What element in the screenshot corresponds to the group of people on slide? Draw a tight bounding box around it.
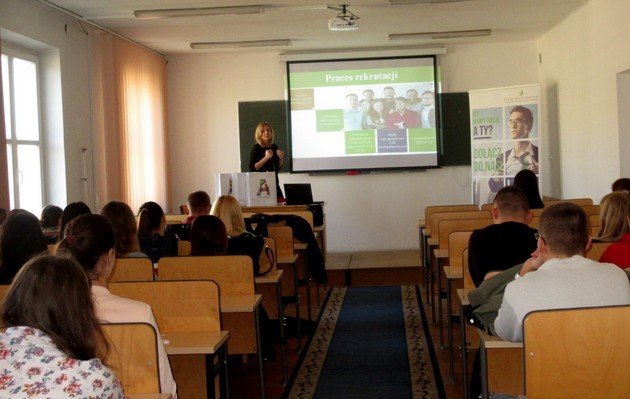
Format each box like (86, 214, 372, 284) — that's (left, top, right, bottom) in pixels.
(0, 121, 321, 397)
(344, 87, 436, 131)
(465, 173, 630, 398)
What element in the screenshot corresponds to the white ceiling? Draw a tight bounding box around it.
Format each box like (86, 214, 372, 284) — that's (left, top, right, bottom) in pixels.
(40, 0, 588, 55)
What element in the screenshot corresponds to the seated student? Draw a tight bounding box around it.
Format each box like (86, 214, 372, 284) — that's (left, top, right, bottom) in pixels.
(612, 177, 630, 192)
(512, 169, 544, 209)
(189, 215, 228, 256)
(594, 191, 629, 242)
(184, 190, 211, 225)
(596, 191, 630, 268)
(189, 213, 277, 361)
(468, 186, 538, 287)
(0, 255, 124, 398)
(58, 201, 91, 242)
(167, 190, 212, 241)
(100, 201, 147, 258)
(0, 211, 48, 285)
(466, 186, 537, 397)
(40, 204, 63, 243)
(137, 201, 178, 263)
(57, 214, 177, 397)
(494, 203, 630, 342)
(211, 195, 270, 276)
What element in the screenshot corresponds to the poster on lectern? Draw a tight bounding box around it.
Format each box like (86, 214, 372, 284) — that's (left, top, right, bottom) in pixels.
(468, 84, 541, 205)
(215, 172, 277, 206)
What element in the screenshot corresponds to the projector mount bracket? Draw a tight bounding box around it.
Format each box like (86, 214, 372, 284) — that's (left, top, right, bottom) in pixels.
(327, 4, 360, 23)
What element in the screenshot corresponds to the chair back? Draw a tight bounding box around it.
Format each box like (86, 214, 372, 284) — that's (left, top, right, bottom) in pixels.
(102, 322, 161, 394)
(544, 198, 594, 207)
(267, 226, 296, 259)
(177, 240, 191, 256)
(462, 248, 475, 289)
(581, 204, 600, 217)
(479, 203, 493, 212)
(110, 257, 154, 282)
(424, 205, 479, 236)
(523, 305, 630, 398)
(585, 241, 612, 261)
(165, 214, 187, 224)
(588, 213, 600, 228)
(109, 280, 221, 332)
(158, 255, 255, 296)
(448, 231, 472, 270)
(430, 210, 491, 242)
(437, 218, 493, 251)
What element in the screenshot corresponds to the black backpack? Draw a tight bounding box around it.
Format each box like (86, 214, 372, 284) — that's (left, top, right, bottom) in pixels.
(226, 233, 274, 276)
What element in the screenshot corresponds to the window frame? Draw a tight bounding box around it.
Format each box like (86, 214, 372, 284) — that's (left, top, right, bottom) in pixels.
(1, 43, 45, 212)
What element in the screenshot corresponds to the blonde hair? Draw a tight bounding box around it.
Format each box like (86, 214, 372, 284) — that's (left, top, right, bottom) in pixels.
(254, 122, 274, 147)
(596, 191, 630, 242)
(210, 195, 247, 237)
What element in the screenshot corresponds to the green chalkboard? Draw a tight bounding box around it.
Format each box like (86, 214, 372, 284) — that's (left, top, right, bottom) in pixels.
(238, 94, 471, 171)
(238, 100, 290, 172)
(438, 92, 471, 166)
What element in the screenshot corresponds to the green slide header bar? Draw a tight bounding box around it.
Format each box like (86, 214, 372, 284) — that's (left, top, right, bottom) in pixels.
(290, 66, 434, 88)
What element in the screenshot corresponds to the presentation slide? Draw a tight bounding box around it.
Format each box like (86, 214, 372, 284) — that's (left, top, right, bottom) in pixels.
(287, 56, 439, 172)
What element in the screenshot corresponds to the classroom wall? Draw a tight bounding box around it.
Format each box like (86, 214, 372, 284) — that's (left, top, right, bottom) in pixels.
(9, 0, 626, 253)
(0, 0, 96, 209)
(537, 0, 630, 203)
(166, 41, 540, 253)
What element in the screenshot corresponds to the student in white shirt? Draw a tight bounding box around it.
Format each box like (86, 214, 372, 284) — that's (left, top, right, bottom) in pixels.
(494, 203, 630, 342)
(57, 214, 178, 398)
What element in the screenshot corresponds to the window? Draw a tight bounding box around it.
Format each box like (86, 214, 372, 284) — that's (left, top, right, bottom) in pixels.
(1, 47, 43, 215)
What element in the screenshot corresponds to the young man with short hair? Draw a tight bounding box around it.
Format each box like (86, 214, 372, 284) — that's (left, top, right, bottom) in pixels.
(494, 202, 630, 342)
(468, 186, 538, 287)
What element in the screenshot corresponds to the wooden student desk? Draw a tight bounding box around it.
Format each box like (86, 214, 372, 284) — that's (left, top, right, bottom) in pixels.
(457, 288, 472, 399)
(163, 331, 230, 399)
(478, 329, 523, 399)
(255, 269, 288, 384)
(221, 294, 266, 399)
(157, 256, 267, 398)
(108, 280, 229, 399)
(442, 266, 463, 383)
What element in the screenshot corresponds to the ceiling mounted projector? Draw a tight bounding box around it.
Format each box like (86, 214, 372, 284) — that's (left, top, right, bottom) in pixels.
(328, 4, 359, 31)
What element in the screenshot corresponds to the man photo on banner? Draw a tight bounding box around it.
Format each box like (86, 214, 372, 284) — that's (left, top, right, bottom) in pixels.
(489, 105, 539, 195)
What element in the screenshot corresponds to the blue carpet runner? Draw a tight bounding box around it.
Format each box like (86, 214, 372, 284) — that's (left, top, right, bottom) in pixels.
(287, 286, 439, 398)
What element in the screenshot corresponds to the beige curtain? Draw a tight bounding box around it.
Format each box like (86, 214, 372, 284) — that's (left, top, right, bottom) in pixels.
(91, 32, 171, 213)
(0, 39, 11, 210)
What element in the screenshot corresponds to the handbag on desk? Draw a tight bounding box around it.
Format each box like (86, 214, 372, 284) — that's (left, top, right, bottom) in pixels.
(227, 232, 273, 276)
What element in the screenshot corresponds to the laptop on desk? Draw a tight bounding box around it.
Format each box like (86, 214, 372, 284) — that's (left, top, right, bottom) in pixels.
(284, 183, 314, 205)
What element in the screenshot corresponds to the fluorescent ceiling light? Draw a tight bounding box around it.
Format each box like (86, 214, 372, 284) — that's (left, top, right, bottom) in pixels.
(191, 39, 292, 49)
(389, 0, 470, 5)
(389, 29, 491, 40)
(135, 5, 264, 20)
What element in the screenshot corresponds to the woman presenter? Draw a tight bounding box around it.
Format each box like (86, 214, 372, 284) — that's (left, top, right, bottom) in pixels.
(248, 121, 285, 200)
